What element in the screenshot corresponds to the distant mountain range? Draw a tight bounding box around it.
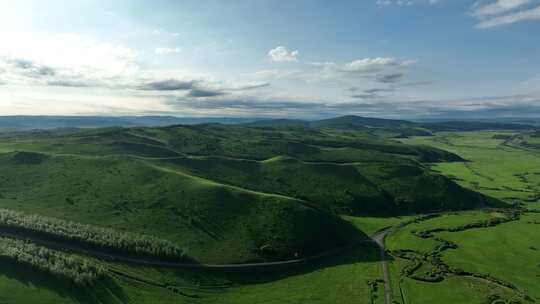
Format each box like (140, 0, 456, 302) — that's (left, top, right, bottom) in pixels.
(0, 115, 537, 131)
(0, 116, 257, 130)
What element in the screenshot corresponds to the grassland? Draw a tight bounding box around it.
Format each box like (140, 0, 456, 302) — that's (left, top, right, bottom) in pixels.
(437, 211, 540, 300)
(0, 118, 536, 303)
(402, 131, 540, 204)
(385, 210, 534, 303)
(399, 275, 516, 304)
(386, 130, 540, 303)
(207, 245, 384, 304)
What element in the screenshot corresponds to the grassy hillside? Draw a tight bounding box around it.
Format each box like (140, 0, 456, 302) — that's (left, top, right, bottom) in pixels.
(0, 122, 492, 216)
(153, 155, 490, 215)
(0, 152, 358, 264)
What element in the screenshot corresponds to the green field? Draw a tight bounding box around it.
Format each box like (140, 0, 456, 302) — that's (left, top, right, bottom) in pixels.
(402, 131, 540, 203)
(385, 210, 534, 303)
(437, 212, 540, 300)
(386, 131, 540, 303)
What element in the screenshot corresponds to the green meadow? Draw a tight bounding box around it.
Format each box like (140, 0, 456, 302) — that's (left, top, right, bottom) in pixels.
(402, 131, 540, 203)
(388, 131, 540, 303)
(437, 212, 540, 301)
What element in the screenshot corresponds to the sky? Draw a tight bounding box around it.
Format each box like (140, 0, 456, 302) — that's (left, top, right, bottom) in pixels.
(0, 0, 539, 119)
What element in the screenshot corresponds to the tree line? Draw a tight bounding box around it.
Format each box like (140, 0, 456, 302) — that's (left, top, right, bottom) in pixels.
(0, 209, 187, 261)
(0, 236, 105, 285)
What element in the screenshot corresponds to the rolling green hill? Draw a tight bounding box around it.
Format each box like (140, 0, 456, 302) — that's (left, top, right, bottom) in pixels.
(0, 117, 506, 265)
(153, 154, 490, 215)
(0, 121, 494, 217)
(0, 152, 358, 264)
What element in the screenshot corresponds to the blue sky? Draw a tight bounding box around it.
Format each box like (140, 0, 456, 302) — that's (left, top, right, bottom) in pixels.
(0, 0, 539, 118)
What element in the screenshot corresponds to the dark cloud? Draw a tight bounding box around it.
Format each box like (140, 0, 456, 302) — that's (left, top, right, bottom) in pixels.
(422, 100, 540, 119)
(164, 96, 405, 118)
(230, 82, 271, 91)
(396, 81, 433, 87)
(365, 88, 395, 94)
(138, 79, 196, 91)
(47, 79, 96, 88)
(137, 79, 268, 97)
(8, 58, 56, 78)
(351, 93, 379, 99)
(186, 88, 226, 97)
(350, 87, 395, 99)
(161, 94, 540, 119)
(377, 73, 403, 83)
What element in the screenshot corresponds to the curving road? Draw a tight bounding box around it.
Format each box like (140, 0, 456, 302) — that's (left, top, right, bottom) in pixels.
(0, 229, 373, 270)
(371, 228, 393, 304)
(369, 214, 445, 304)
(0, 214, 424, 304)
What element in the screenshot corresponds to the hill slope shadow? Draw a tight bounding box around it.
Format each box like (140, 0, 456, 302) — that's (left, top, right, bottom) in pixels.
(0, 260, 128, 304)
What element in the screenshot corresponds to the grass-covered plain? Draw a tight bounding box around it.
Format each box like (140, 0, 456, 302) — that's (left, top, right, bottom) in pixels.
(402, 131, 540, 203)
(389, 131, 540, 303)
(399, 275, 517, 304)
(209, 245, 384, 304)
(386, 210, 534, 303)
(437, 212, 540, 301)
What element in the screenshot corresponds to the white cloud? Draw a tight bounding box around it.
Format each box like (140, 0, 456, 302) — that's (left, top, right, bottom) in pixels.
(0, 32, 195, 90)
(252, 69, 301, 79)
(268, 46, 299, 62)
(471, 0, 531, 17)
(376, 0, 440, 7)
(153, 28, 181, 37)
(0, 31, 138, 79)
(155, 47, 182, 55)
(340, 57, 413, 72)
(308, 58, 415, 76)
(475, 4, 540, 28)
(469, 0, 540, 28)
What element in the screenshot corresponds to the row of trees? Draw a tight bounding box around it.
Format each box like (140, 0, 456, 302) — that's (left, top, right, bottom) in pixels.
(0, 209, 187, 261)
(0, 236, 105, 285)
